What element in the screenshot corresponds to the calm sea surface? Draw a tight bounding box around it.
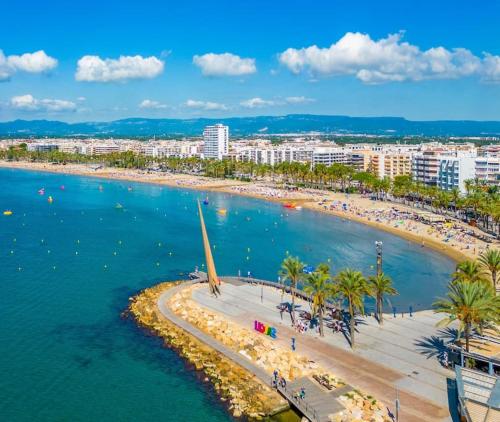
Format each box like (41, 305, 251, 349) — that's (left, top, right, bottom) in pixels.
(0, 168, 455, 421)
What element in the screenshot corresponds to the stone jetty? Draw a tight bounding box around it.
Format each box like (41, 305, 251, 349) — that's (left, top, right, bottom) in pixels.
(128, 281, 289, 420)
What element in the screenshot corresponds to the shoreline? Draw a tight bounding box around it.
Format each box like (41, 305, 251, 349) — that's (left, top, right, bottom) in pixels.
(128, 281, 291, 420)
(1, 160, 494, 263)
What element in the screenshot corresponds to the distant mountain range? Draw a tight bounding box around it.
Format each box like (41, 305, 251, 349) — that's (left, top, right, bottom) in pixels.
(1, 114, 500, 137)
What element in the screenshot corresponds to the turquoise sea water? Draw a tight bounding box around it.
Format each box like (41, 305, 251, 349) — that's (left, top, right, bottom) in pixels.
(0, 168, 455, 421)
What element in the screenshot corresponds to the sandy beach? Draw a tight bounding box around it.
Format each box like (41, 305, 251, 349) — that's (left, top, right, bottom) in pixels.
(1, 160, 496, 262)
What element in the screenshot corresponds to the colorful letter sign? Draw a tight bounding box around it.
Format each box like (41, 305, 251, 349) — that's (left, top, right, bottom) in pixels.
(254, 320, 277, 339)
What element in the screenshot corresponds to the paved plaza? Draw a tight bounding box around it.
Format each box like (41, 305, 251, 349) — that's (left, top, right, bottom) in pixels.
(191, 280, 459, 422)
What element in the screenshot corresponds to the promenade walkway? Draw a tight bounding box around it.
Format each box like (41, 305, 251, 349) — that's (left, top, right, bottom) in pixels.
(191, 279, 457, 422)
(157, 282, 348, 422)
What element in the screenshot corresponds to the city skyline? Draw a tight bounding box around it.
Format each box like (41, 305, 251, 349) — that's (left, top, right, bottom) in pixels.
(1, 0, 500, 122)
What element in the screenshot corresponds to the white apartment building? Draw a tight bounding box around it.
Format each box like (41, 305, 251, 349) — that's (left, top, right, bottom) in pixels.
(412, 151, 444, 186)
(312, 147, 348, 166)
(475, 157, 499, 186)
(437, 156, 476, 193)
(27, 144, 59, 153)
(203, 124, 228, 159)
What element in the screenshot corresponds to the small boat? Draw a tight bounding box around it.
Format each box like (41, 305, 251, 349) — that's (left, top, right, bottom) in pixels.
(295, 206, 302, 210)
(203, 197, 209, 205)
(217, 209, 227, 215)
(38, 188, 45, 195)
(47, 196, 53, 204)
(115, 203, 124, 209)
(3, 210, 13, 216)
(127, 186, 133, 192)
(283, 203, 295, 209)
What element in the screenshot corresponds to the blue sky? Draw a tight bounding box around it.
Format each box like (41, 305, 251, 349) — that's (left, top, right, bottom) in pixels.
(1, 0, 499, 121)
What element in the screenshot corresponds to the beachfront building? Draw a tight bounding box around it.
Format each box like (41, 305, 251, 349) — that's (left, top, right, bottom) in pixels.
(412, 151, 444, 186)
(27, 143, 58, 153)
(437, 155, 476, 193)
(203, 124, 229, 160)
(311, 147, 348, 166)
(475, 157, 500, 186)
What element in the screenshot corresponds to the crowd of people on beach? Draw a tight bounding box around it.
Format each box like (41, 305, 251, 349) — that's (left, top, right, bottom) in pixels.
(318, 198, 495, 256)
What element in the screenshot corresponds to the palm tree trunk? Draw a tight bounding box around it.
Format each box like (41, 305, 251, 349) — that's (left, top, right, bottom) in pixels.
(349, 301, 355, 348)
(319, 307, 324, 337)
(291, 282, 296, 324)
(378, 296, 383, 325)
(465, 322, 470, 353)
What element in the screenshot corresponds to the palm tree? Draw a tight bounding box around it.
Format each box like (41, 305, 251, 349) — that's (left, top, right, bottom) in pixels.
(368, 273, 398, 325)
(335, 269, 369, 348)
(478, 249, 500, 292)
(304, 270, 334, 336)
(453, 260, 488, 285)
(279, 256, 305, 324)
(433, 280, 500, 352)
(316, 262, 331, 276)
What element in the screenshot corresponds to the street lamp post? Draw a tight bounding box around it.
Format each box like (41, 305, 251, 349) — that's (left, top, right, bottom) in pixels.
(375, 241, 383, 276)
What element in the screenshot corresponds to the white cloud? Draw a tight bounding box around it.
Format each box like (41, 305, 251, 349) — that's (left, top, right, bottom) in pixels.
(139, 99, 168, 109)
(278, 32, 500, 84)
(185, 99, 228, 111)
(482, 54, 500, 83)
(193, 53, 256, 76)
(0, 50, 57, 81)
(285, 96, 315, 104)
(10, 94, 76, 112)
(240, 97, 277, 108)
(75, 55, 164, 82)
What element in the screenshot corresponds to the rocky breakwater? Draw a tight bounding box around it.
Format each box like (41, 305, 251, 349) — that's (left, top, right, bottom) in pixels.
(128, 281, 289, 420)
(170, 285, 391, 422)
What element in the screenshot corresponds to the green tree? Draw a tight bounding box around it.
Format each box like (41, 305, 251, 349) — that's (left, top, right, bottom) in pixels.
(478, 249, 500, 292)
(304, 270, 334, 336)
(279, 256, 305, 324)
(335, 269, 369, 348)
(453, 260, 488, 285)
(433, 280, 500, 352)
(368, 273, 398, 325)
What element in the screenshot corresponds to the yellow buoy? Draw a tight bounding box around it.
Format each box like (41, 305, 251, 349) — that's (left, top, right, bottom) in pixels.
(3, 210, 13, 216)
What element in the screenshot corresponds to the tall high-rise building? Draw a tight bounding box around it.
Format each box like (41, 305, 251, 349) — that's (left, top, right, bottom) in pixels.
(203, 124, 229, 159)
